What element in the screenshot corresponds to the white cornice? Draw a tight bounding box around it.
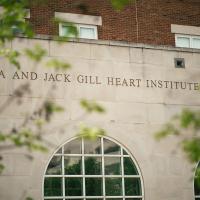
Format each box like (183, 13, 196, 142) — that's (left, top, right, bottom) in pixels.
(55, 12, 102, 26)
(171, 24, 200, 36)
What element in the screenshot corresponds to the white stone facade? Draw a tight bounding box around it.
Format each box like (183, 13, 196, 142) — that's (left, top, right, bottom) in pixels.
(0, 37, 200, 200)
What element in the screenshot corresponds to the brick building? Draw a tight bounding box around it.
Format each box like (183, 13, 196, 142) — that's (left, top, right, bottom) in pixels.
(28, 0, 200, 47)
(0, 1, 200, 200)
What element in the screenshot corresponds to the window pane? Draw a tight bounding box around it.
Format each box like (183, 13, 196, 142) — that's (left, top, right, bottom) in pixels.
(192, 38, 200, 49)
(124, 157, 138, 175)
(124, 178, 141, 196)
(44, 177, 62, 196)
(85, 157, 102, 175)
(106, 199, 123, 200)
(85, 178, 103, 196)
(123, 149, 128, 155)
(84, 138, 101, 154)
(126, 199, 142, 200)
(61, 25, 77, 37)
(86, 199, 103, 200)
(80, 27, 95, 39)
(104, 139, 121, 155)
(64, 139, 82, 154)
(105, 178, 122, 196)
(46, 156, 62, 175)
(65, 156, 82, 175)
(65, 178, 82, 196)
(195, 178, 200, 196)
(56, 148, 62, 154)
(105, 157, 121, 175)
(176, 37, 190, 48)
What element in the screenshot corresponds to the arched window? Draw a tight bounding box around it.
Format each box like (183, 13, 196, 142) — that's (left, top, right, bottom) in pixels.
(195, 162, 200, 200)
(43, 137, 144, 200)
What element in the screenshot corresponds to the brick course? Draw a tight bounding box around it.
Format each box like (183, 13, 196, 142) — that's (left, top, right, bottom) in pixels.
(29, 0, 200, 46)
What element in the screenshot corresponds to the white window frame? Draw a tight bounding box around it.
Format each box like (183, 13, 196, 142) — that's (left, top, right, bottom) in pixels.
(42, 136, 144, 200)
(175, 34, 200, 49)
(59, 23, 98, 40)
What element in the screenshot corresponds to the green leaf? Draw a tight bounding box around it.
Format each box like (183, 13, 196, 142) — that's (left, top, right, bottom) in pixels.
(44, 101, 64, 121)
(0, 48, 21, 69)
(26, 197, 34, 200)
(155, 123, 180, 140)
(110, 0, 134, 10)
(24, 44, 47, 62)
(77, 124, 106, 140)
(0, 164, 5, 174)
(182, 138, 200, 163)
(54, 18, 78, 39)
(46, 58, 71, 70)
(80, 99, 105, 113)
(180, 109, 195, 128)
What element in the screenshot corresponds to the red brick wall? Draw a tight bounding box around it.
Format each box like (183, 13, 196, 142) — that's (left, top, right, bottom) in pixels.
(29, 0, 200, 46)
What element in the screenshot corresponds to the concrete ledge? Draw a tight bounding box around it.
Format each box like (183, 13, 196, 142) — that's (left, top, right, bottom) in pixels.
(55, 12, 102, 26)
(17, 34, 200, 53)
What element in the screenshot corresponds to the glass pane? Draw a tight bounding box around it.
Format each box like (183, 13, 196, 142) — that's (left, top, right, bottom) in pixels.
(86, 199, 103, 200)
(192, 38, 200, 49)
(46, 156, 62, 175)
(44, 177, 62, 196)
(67, 199, 84, 200)
(104, 139, 121, 155)
(105, 157, 121, 175)
(106, 199, 123, 200)
(80, 27, 95, 39)
(123, 149, 128, 155)
(195, 178, 200, 196)
(126, 199, 142, 200)
(105, 178, 122, 196)
(124, 157, 138, 175)
(124, 178, 141, 196)
(84, 138, 101, 154)
(64, 139, 82, 154)
(85, 157, 102, 175)
(65, 178, 82, 196)
(65, 156, 82, 175)
(176, 37, 190, 48)
(85, 178, 103, 196)
(61, 25, 76, 37)
(56, 148, 62, 154)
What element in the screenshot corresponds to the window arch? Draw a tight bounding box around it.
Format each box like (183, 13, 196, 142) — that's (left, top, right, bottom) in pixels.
(43, 136, 144, 200)
(195, 162, 200, 200)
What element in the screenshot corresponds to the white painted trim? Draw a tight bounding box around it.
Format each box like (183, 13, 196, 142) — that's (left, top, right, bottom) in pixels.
(175, 34, 200, 49)
(55, 12, 102, 26)
(171, 24, 200, 36)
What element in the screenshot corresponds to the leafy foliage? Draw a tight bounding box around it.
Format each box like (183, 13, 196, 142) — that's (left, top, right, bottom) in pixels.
(155, 109, 200, 164)
(0, 48, 20, 69)
(24, 44, 47, 63)
(0, 0, 33, 42)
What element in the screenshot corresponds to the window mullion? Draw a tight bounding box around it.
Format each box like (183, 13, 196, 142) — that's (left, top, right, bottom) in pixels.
(102, 137, 106, 200)
(62, 146, 65, 200)
(82, 138, 86, 199)
(121, 147, 125, 200)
